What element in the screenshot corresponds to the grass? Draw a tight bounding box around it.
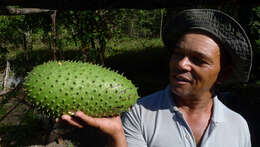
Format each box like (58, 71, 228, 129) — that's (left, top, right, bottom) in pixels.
(106, 37, 163, 53)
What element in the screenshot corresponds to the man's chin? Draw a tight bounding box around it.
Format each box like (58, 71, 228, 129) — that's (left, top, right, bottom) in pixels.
(170, 86, 192, 97)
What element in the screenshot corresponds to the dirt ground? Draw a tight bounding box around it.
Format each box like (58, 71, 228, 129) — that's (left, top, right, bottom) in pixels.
(0, 87, 112, 147)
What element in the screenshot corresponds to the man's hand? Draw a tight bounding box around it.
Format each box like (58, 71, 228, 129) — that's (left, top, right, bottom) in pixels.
(58, 111, 127, 147)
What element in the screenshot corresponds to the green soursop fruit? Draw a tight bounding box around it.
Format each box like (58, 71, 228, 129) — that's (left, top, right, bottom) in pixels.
(23, 61, 139, 118)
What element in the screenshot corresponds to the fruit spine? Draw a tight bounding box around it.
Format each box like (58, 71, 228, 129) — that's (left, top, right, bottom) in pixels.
(23, 61, 139, 118)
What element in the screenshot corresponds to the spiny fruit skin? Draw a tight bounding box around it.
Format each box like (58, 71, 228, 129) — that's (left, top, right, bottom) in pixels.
(23, 61, 139, 118)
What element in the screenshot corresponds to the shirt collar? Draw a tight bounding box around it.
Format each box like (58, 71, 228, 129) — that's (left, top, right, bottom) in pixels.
(211, 95, 225, 124)
(164, 84, 225, 123)
(164, 85, 179, 113)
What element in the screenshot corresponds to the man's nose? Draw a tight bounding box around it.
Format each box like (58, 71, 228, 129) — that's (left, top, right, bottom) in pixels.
(177, 56, 192, 71)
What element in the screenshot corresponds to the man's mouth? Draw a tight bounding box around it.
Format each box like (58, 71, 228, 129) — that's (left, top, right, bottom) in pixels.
(174, 75, 192, 83)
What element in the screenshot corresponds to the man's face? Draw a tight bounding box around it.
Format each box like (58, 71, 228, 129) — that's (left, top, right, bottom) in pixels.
(169, 33, 221, 98)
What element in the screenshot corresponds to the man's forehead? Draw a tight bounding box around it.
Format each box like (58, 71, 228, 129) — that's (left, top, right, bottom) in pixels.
(177, 32, 220, 48)
(173, 33, 221, 58)
(179, 31, 220, 46)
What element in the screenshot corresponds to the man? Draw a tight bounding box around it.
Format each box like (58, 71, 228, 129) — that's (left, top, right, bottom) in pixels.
(61, 9, 252, 147)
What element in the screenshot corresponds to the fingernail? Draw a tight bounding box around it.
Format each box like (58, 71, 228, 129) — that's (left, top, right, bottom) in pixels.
(62, 115, 70, 120)
(76, 111, 83, 116)
(55, 118, 59, 122)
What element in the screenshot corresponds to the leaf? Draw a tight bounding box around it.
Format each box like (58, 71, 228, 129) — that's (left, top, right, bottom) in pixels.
(95, 16, 100, 21)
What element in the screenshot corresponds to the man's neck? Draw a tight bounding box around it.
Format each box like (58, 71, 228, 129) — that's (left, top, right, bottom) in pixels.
(174, 93, 214, 146)
(174, 93, 214, 114)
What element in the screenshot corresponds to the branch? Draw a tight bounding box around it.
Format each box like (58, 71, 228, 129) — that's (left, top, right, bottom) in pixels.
(0, 88, 14, 96)
(0, 0, 258, 10)
(0, 7, 54, 15)
(0, 99, 23, 122)
(0, 76, 23, 97)
(2, 60, 10, 92)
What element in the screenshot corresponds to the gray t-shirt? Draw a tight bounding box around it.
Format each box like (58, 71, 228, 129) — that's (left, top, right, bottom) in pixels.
(122, 85, 251, 147)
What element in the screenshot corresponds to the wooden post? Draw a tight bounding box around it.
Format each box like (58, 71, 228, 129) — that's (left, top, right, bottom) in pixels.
(51, 10, 57, 61)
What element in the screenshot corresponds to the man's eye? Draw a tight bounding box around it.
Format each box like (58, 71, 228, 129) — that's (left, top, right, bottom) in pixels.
(191, 57, 206, 65)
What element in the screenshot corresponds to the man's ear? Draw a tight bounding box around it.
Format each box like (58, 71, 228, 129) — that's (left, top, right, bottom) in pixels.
(217, 65, 234, 84)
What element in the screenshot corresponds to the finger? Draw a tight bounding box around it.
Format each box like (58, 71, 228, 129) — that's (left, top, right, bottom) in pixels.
(55, 118, 60, 123)
(61, 115, 84, 128)
(75, 111, 100, 128)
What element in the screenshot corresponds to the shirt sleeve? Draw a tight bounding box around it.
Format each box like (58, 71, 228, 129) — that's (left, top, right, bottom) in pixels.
(121, 105, 147, 147)
(244, 122, 251, 147)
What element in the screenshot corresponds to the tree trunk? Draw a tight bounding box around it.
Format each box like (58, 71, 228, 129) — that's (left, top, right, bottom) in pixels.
(2, 61, 10, 92)
(130, 21, 134, 37)
(160, 9, 164, 40)
(64, 23, 78, 47)
(29, 29, 33, 52)
(98, 39, 105, 65)
(48, 35, 52, 50)
(23, 32, 29, 61)
(51, 10, 57, 61)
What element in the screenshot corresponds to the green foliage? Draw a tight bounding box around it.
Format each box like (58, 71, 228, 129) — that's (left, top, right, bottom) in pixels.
(0, 46, 9, 71)
(248, 6, 260, 82)
(8, 48, 84, 77)
(111, 9, 165, 39)
(250, 7, 260, 49)
(106, 37, 163, 56)
(56, 10, 115, 64)
(0, 9, 165, 66)
(0, 104, 7, 118)
(0, 15, 24, 49)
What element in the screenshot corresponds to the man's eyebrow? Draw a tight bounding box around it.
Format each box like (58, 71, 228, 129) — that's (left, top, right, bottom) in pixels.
(193, 51, 208, 59)
(174, 45, 213, 62)
(192, 51, 214, 63)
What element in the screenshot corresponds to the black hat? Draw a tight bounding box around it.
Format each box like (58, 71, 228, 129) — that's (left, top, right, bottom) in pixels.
(162, 9, 253, 84)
